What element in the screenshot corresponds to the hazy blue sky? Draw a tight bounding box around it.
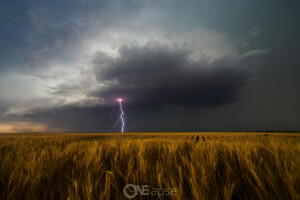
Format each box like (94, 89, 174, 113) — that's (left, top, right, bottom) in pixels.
(0, 0, 299, 132)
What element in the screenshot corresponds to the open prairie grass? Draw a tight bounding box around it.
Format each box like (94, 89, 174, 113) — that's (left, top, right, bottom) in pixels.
(0, 132, 299, 199)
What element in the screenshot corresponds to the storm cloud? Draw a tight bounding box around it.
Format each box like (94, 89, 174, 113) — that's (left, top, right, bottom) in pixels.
(90, 43, 265, 108)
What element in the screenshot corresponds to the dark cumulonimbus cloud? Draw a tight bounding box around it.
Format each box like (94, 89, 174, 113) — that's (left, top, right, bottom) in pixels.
(90, 43, 262, 109)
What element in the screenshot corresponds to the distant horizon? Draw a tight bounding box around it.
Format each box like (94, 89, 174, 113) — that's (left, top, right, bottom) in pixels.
(1, 131, 300, 134)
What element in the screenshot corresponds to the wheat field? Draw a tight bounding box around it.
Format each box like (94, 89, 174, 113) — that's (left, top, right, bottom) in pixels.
(0, 132, 299, 200)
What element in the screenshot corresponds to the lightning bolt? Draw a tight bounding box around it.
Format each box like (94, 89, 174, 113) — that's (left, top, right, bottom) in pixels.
(114, 98, 125, 133)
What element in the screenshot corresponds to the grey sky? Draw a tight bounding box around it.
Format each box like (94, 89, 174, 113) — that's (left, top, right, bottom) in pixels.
(0, 0, 299, 132)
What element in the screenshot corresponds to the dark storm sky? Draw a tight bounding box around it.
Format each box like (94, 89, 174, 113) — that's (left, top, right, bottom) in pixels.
(0, 0, 299, 132)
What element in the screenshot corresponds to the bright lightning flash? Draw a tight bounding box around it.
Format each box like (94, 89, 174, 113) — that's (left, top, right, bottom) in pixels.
(114, 98, 126, 133)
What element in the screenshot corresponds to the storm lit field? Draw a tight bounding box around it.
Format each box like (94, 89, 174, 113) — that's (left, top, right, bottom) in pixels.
(0, 132, 299, 199)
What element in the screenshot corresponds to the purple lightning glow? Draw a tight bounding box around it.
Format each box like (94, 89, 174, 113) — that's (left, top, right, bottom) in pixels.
(114, 98, 125, 133)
